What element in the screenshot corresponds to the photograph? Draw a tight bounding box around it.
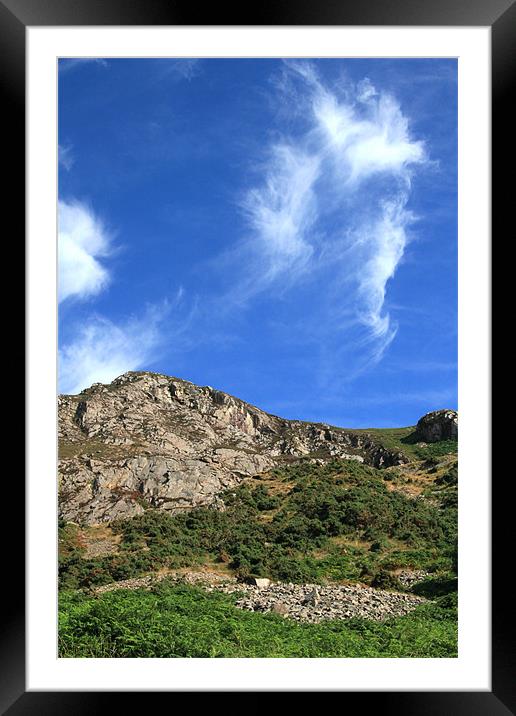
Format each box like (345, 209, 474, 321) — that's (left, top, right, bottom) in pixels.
(57, 56, 459, 659)
(1, 0, 505, 704)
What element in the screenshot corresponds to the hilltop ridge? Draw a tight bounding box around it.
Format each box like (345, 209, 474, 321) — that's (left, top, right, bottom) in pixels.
(58, 371, 456, 525)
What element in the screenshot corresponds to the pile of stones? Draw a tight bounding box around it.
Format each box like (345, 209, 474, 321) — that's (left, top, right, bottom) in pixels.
(396, 569, 432, 588)
(213, 580, 426, 622)
(94, 571, 427, 622)
(95, 569, 234, 594)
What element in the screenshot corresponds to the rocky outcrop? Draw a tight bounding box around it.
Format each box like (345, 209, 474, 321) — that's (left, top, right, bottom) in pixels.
(58, 371, 409, 525)
(414, 409, 458, 443)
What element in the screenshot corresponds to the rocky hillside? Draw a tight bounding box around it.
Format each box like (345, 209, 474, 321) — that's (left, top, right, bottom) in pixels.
(58, 371, 455, 525)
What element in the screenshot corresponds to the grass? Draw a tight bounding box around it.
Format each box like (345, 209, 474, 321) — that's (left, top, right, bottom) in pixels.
(59, 439, 147, 460)
(58, 581, 457, 658)
(356, 426, 416, 453)
(354, 426, 458, 462)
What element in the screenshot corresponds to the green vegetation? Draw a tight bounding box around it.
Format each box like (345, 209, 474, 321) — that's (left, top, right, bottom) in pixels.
(59, 458, 457, 590)
(354, 426, 458, 462)
(59, 450, 458, 658)
(59, 582, 457, 658)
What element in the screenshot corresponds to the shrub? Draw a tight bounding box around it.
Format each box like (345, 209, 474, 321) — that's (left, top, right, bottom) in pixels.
(371, 570, 403, 591)
(59, 457, 457, 593)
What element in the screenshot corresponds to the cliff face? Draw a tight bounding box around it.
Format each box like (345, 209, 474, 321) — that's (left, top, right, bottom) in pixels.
(58, 371, 408, 525)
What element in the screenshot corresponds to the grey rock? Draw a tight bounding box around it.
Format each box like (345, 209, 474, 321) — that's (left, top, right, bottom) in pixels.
(302, 587, 320, 606)
(271, 602, 290, 617)
(59, 371, 411, 525)
(250, 578, 271, 588)
(414, 409, 458, 443)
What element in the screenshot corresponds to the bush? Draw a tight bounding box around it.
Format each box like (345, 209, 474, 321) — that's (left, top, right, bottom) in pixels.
(371, 570, 403, 591)
(369, 539, 388, 553)
(411, 575, 458, 599)
(59, 457, 457, 594)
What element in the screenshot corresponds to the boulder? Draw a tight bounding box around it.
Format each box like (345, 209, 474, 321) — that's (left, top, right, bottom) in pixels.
(302, 586, 320, 605)
(249, 577, 271, 588)
(271, 602, 289, 616)
(414, 409, 458, 443)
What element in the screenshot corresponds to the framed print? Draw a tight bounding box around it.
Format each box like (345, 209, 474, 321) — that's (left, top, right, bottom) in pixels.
(2, 0, 510, 711)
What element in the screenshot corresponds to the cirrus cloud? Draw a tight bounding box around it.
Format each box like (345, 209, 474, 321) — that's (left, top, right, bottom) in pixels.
(232, 62, 427, 367)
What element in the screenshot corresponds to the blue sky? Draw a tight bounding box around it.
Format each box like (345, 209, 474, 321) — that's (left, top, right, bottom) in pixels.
(58, 58, 457, 428)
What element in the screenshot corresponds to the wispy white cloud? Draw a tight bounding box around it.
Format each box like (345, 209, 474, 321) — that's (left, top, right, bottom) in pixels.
(231, 62, 427, 366)
(149, 59, 202, 87)
(166, 59, 201, 80)
(242, 144, 320, 283)
(313, 77, 425, 184)
(58, 144, 74, 171)
(355, 196, 413, 341)
(59, 304, 169, 395)
(58, 200, 112, 303)
(382, 360, 458, 374)
(59, 58, 108, 74)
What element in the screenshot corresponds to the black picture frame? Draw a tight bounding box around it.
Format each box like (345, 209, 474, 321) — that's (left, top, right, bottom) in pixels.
(3, 0, 508, 711)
